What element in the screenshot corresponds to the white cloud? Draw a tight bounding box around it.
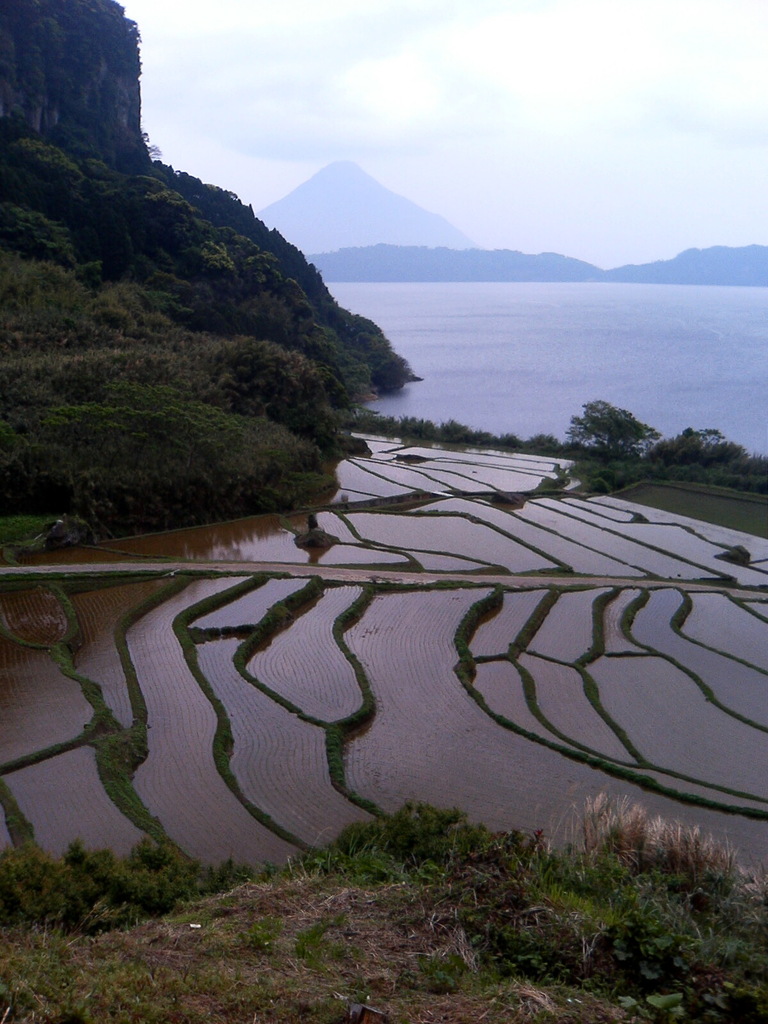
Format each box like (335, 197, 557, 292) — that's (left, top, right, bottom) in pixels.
(125, 0, 768, 263)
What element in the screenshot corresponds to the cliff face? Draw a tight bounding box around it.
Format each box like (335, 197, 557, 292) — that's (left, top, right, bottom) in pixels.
(0, 0, 146, 172)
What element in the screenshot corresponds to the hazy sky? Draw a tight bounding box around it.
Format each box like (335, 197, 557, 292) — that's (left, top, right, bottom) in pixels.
(122, 0, 768, 267)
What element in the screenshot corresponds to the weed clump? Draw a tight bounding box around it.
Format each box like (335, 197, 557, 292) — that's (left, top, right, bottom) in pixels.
(297, 799, 768, 1021)
(0, 838, 251, 933)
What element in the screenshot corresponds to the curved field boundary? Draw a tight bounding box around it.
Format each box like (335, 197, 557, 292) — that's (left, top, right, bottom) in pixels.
(433, 498, 640, 577)
(587, 495, 768, 556)
(346, 511, 558, 574)
(198, 638, 372, 846)
(630, 767, 768, 817)
(128, 577, 298, 865)
(589, 652, 768, 803)
(563, 497, 636, 523)
(519, 653, 634, 764)
(335, 461, 410, 497)
(411, 552, 493, 572)
(425, 462, 557, 491)
(4, 746, 144, 857)
(682, 593, 768, 673)
(348, 459, 447, 493)
(313, 512, 359, 545)
(381, 446, 566, 473)
(528, 589, 611, 663)
(343, 587, 766, 848)
(602, 588, 644, 654)
(470, 589, 547, 658)
(246, 586, 365, 722)
(353, 435, 402, 454)
(745, 601, 768, 621)
(321, 545, 411, 567)
(472, 660, 554, 739)
(516, 501, 726, 581)
(191, 576, 304, 631)
(553, 507, 768, 588)
(630, 588, 768, 730)
(70, 579, 169, 727)
(0, 585, 71, 647)
(0, 636, 92, 769)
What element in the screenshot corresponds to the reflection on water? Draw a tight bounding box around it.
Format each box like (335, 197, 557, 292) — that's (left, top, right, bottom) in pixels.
(100, 513, 306, 562)
(22, 511, 399, 566)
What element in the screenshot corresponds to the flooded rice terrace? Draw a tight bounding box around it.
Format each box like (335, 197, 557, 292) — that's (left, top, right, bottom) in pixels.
(2, 438, 768, 866)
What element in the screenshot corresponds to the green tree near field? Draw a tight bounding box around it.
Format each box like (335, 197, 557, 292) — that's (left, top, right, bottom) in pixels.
(650, 427, 748, 467)
(567, 400, 661, 459)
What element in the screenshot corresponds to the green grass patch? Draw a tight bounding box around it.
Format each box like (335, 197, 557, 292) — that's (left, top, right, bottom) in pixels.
(0, 515, 53, 547)
(615, 481, 768, 537)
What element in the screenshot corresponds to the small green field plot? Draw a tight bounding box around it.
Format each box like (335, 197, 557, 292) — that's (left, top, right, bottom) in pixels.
(0, 514, 53, 548)
(614, 482, 768, 538)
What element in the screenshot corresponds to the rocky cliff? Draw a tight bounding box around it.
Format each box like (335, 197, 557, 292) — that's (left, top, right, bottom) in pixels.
(0, 0, 147, 172)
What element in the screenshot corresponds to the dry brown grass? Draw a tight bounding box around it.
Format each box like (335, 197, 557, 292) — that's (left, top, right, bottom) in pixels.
(581, 792, 736, 880)
(0, 872, 629, 1024)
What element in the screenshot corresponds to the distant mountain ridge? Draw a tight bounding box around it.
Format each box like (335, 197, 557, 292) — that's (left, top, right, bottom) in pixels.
(310, 245, 601, 282)
(310, 243, 768, 286)
(258, 161, 476, 254)
(605, 245, 768, 286)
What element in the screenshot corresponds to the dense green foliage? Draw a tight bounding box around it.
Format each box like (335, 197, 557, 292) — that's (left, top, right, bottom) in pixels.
(0, 78, 412, 530)
(0, 0, 412, 532)
(567, 400, 661, 458)
(0, 838, 251, 933)
(0, 0, 146, 172)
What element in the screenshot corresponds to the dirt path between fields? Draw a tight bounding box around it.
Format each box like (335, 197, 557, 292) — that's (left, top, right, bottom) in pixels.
(0, 559, 764, 600)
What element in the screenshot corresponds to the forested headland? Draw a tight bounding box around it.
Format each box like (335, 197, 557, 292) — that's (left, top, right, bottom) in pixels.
(0, 0, 412, 535)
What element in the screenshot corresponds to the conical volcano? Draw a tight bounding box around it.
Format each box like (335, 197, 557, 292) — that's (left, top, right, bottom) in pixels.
(258, 161, 476, 254)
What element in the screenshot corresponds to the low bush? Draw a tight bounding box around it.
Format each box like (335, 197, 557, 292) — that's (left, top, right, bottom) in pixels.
(0, 838, 251, 933)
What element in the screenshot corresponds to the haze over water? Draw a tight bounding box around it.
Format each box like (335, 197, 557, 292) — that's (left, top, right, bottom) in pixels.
(330, 282, 768, 455)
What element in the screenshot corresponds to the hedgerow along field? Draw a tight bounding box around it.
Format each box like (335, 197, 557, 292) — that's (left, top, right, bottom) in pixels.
(1, 436, 767, 866)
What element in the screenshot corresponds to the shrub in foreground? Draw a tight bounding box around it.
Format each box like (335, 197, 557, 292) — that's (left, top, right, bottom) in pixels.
(0, 838, 251, 933)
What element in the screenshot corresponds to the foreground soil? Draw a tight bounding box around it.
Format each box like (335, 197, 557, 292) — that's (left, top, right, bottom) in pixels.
(0, 871, 627, 1024)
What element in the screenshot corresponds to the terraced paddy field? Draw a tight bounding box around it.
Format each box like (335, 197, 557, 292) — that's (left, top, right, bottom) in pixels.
(2, 438, 768, 867)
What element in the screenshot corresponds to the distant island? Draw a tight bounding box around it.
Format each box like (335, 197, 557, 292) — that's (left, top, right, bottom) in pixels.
(309, 243, 768, 286)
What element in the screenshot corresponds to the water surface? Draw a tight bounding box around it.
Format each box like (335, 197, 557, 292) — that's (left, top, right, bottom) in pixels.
(331, 282, 768, 453)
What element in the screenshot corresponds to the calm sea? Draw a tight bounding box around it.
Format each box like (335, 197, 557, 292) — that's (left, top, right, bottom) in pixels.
(329, 282, 768, 455)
